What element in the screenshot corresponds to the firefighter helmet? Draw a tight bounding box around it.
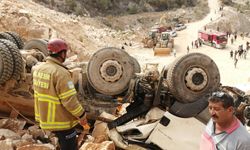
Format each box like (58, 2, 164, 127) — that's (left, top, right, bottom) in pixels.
(47, 39, 68, 54)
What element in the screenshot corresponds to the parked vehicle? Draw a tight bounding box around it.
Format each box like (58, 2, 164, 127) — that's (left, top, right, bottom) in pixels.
(165, 29, 177, 38)
(174, 23, 186, 31)
(153, 32, 174, 56)
(198, 29, 227, 49)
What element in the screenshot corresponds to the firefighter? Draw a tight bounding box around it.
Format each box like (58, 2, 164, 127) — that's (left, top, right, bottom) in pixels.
(32, 39, 87, 150)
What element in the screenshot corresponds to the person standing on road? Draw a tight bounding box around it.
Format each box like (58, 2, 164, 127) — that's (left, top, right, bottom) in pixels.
(173, 49, 176, 57)
(200, 91, 250, 150)
(234, 58, 238, 68)
(187, 45, 190, 54)
(230, 50, 233, 59)
(33, 39, 87, 150)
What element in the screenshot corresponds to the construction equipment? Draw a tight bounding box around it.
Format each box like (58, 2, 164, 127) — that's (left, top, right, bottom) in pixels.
(142, 29, 159, 48)
(153, 31, 174, 56)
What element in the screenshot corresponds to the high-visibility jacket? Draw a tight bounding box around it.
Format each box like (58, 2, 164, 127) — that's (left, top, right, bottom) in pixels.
(33, 56, 84, 131)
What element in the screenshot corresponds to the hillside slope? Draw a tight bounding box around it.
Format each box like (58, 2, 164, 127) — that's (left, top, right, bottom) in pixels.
(0, 0, 209, 60)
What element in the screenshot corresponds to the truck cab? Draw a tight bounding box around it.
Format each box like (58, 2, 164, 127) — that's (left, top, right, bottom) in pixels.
(198, 29, 227, 49)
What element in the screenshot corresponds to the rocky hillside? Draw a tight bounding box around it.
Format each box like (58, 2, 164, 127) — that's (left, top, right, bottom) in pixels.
(34, 0, 200, 16)
(0, 0, 209, 61)
(205, 0, 250, 34)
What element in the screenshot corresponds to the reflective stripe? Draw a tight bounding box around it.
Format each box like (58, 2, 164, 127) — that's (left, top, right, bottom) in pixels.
(47, 102, 52, 122)
(35, 91, 60, 104)
(70, 105, 83, 116)
(40, 120, 78, 130)
(52, 103, 56, 122)
(59, 89, 76, 99)
(36, 92, 59, 101)
(38, 98, 60, 104)
(35, 114, 40, 121)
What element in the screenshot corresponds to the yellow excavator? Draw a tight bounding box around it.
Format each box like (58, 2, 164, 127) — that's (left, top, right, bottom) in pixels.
(153, 32, 174, 56)
(142, 13, 174, 56)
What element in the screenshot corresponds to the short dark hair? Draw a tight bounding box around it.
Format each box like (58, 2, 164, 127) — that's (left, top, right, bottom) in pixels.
(49, 50, 66, 58)
(208, 91, 234, 108)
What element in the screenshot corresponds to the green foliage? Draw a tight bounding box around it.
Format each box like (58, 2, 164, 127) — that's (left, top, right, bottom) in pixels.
(97, 0, 112, 10)
(65, 0, 76, 10)
(74, 4, 83, 15)
(128, 4, 138, 14)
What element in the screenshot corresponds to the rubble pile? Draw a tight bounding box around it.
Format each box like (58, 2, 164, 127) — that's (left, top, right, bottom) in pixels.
(0, 119, 56, 150)
(0, 118, 119, 150)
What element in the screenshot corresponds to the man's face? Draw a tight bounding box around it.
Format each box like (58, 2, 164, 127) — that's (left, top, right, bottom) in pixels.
(208, 101, 233, 124)
(61, 50, 67, 62)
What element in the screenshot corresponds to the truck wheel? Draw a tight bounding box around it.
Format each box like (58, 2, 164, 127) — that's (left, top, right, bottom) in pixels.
(23, 39, 48, 56)
(5, 32, 24, 49)
(167, 53, 220, 103)
(131, 56, 141, 73)
(87, 47, 134, 95)
(0, 32, 17, 47)
(0, 39, 24, 80)
(0, 43, 14, 84)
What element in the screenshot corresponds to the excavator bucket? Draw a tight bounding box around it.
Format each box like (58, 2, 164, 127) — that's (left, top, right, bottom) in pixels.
(153, 47, 172, 56)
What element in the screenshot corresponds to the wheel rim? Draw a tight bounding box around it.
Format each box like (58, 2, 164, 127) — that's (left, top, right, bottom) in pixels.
(185, 67, 208, 91)
(100, 60, 123, 82)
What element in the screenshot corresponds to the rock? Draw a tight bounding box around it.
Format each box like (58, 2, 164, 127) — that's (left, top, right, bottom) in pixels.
(49, 137, 58, 148)
(16, 144, 55, 150)
(27, 125, 44, 139)
(94, 135, 108, 143)
(21, 133, 33, 142)
(13, 139, 34, 149)
(80, 141, 115, 150)
(0, 129, 21, 140)
(0, 139, 14, 150)
(92, 112, 117, 142)
(0, 119, 26, 132)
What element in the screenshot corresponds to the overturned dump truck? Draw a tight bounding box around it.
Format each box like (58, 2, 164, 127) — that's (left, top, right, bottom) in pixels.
(0, 32, 250, 149)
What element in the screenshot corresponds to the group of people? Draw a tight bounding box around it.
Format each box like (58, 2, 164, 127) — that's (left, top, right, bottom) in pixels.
(33, 38, 250, 150)
(230, 43, 249, 68)
(191, 39, 202, 49)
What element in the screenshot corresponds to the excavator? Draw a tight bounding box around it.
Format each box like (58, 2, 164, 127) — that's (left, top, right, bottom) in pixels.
(0, 32, 249, 149)
(142, 13, 175, 56)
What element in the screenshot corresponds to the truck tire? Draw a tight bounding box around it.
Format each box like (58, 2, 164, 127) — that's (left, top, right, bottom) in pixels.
(5, 31, 24, 49)
(23, 39, 48, 56)
(131, 56, 141, 73)
(0, 32, 17, 47)
(87, 47, 134, 95)
(0, 43, 14, 84)
(0, 39, 24, 80)
(166, 53, 220, 103)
